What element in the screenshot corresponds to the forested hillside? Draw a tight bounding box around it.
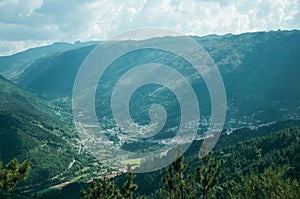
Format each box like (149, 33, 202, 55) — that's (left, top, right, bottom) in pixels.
(36, 122, 300, 199)
(13, 30, 300, 125)
(0, 75, 90, 194)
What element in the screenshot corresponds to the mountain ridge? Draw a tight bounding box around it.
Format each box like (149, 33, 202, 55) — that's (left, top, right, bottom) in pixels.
(0, 41, 99, 80)
(13, 30, 300, 126)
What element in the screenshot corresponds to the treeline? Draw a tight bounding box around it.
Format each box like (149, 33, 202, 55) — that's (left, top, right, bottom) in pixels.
(215, 126, 300, 195)
(82, 126, 300, 198)
(82, 151, 299, 199)
(81, 149, 221, 199)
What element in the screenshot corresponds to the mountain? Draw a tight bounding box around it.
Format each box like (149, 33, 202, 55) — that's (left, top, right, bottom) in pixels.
(0, 41, 99, 80)
(17, 45, 96, 98)
(0, 30, 299, 197)
(0, 75, 89, 193)
(15, 30, 300, 126)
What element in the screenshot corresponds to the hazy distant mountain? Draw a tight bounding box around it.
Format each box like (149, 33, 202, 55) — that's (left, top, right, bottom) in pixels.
(14, 30, 300, 126)
(0, 41, 99, 80)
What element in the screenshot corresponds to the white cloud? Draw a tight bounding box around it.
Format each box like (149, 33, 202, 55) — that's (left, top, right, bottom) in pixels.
(0, 40, 52, 56)
(0, 0, 299, 55)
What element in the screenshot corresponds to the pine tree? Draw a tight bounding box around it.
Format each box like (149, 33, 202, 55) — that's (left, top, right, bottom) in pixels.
(230, 166, 300, 199)
(121, 168, 138, 199)
(196, 146, 221, 199)
(81, 166, 140, 199)
(160, 147, 192, 199)
(185, 172, 197, 199)
(81, 178, 121, 199)
(0, 158, 30, 191)
(160, 162, 176, 198)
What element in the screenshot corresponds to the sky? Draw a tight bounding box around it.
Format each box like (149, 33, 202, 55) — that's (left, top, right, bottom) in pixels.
(0, 0, 299, 56)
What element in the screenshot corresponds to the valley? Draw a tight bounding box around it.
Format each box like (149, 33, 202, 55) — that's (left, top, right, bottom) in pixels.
(0, 30, 299, 198)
